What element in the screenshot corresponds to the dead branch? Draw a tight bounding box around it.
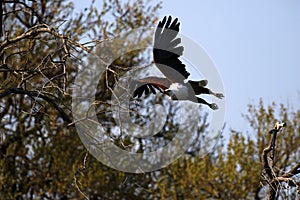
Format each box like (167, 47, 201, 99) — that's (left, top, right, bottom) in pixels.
(261, 122, 300, 200)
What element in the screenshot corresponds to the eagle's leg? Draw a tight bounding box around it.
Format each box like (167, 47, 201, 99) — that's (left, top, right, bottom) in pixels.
(200, 87, 224, 99)
(189, 81, 224, 99)
(197, 97, 218, 110)
(188, 80, 208, 87)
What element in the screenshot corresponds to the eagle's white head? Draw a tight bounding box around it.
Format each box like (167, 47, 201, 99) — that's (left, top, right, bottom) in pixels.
(167, 83, 189, 100)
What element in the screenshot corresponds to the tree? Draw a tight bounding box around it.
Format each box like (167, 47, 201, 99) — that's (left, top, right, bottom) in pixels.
(1, 0, 299, 199)
(136, 100, 299, 199)
(0, 0, 161, 199)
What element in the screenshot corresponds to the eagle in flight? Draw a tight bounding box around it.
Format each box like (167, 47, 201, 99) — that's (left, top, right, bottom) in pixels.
(132, 16, 224, 110)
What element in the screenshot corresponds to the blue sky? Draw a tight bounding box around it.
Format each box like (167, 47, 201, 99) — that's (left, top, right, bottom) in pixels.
(74, 0, 300, 132)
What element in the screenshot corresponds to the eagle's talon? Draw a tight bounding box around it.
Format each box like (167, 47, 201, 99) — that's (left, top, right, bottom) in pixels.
(215, 93, 224, 99)
(210, 103, 219, 110)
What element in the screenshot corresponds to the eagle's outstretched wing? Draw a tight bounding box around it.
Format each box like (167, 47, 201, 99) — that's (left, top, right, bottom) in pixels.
(153, 16, 190, 83)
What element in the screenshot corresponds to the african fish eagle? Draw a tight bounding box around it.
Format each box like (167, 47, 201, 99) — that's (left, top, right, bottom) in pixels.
(132, 16, 224, 110)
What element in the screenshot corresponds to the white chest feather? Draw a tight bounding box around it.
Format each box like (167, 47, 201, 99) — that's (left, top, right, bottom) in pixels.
(168, 83, 189, 99)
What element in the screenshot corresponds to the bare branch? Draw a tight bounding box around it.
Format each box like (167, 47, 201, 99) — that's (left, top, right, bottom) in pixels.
(281, 163, 300, 178)
(0, 87, 72, 124)
(262, 143, 273, 179)
(0, 23, 102, 54)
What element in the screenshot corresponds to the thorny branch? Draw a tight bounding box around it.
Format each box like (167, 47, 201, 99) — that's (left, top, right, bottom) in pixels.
(0, 23, 101, 55)
(0, 23, 103, 123)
